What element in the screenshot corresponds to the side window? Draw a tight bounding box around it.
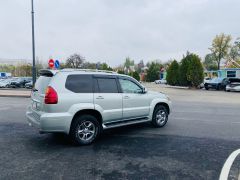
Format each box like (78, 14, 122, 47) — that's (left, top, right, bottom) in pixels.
(227, 71, 236, 78)
(65, 75, 93, 93)
(119, 79, 142, 93)
(96, 78, 118, 93)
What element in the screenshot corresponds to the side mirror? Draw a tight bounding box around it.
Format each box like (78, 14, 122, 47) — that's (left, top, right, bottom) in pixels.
(142, 87, 148, 94)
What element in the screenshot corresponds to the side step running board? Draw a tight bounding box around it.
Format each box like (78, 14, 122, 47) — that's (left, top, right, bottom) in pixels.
(102, 117, 150, 129)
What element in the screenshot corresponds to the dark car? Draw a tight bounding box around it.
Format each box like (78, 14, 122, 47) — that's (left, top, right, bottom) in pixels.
(10, 77, 32, 88)
(204, 77, 229, 90)
(25, 81, 33, 89)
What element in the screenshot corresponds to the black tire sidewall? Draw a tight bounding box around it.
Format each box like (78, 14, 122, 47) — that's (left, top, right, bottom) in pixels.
(70, 115, 100, 145)
(152, 105, 168, 128)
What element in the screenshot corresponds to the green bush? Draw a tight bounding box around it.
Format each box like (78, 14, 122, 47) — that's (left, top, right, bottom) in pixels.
(166, 53, 204, 87)
(178, 54, 191, 86)
(128, 71, 140, 81)
(166, 60, 179, 86)
(186, 54, 204, 88)
(132, 71, 140, 81)
(146, 62, 162, 82)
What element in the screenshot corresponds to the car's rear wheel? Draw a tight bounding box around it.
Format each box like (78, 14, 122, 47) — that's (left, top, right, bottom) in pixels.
(152, 105, 168, 128)
(70, 115, 100, 145)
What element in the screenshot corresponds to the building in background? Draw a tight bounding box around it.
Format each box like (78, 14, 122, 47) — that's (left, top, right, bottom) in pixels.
(204, 68, 240, 78)
(218, 68, 240, 78)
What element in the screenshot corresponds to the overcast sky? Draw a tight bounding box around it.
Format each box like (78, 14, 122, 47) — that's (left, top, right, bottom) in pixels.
(0, 0, 239, 66)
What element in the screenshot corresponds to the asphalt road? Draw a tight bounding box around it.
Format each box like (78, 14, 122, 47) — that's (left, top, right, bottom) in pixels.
(0, 87, 240, 180)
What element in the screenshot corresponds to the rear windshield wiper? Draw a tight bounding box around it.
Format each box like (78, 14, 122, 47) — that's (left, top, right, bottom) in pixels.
(32, 88, 38, 92)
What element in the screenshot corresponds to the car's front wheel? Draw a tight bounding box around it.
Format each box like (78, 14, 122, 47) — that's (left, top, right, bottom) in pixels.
(70, 115, 100, 145)
(152, 105, 168, 128)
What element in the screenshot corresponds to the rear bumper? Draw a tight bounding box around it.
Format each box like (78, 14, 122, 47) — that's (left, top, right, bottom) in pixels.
(26, 106, 73, 134)
(226, 86, 240, 91)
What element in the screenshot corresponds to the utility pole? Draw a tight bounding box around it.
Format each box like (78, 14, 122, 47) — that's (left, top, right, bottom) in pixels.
(31, 0, 36, 84)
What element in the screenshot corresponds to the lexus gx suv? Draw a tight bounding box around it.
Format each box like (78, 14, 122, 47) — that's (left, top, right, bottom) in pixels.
(26, 69, 171, 145)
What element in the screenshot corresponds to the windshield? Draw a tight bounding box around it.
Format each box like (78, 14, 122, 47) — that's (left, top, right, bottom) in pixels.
(211, 77, 223, 83)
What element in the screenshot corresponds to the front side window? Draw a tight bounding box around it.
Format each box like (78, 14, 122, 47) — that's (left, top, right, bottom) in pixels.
(119, 79, 142, 93)
(96, 78, 118, 93)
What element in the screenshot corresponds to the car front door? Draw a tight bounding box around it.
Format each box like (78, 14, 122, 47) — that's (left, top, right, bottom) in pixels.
(119, 78, 150, 119)
(93, 76, 122, 123)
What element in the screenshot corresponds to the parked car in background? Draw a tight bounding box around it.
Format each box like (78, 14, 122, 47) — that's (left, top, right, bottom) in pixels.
(10, 77, 32, 88)
(25, 81, 33, 89)
(204, 77, 229, 90)
(226, 78, 240, 92)
(0, 79, 11, 88)
(155, 79, 167, 84)
(200, 77, 212, 88)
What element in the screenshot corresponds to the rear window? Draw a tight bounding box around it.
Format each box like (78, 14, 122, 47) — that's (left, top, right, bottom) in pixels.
(65, 75, 93, 93)
(95, 78, 118, 93)
(35, 76, 52, 94)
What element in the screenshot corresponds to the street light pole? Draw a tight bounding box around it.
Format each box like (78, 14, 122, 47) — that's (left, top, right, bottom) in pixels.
(31, 0, 36, 85)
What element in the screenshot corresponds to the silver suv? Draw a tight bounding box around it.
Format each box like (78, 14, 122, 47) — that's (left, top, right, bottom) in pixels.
(26, 69, 171, 145)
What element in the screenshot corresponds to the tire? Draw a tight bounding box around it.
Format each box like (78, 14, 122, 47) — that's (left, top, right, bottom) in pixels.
(152, 105, 168, 128)
(204, 84, 209, 90)
(70, 115, 100, 145)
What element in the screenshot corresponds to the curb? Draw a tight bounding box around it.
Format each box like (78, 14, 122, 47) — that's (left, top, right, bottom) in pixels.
(164, 85, 189, 89)
(0, 94, 30, 98)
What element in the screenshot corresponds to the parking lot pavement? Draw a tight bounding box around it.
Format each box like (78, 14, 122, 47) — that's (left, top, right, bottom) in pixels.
(0, 89, 30, 97)
(0, 86, 240, 179)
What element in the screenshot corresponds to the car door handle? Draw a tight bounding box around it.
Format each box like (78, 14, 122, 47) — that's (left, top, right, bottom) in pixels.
(96, 96, 104, 99)
(124, 96, 130, 99)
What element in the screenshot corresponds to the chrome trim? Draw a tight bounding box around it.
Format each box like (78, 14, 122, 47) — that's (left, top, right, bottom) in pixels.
(103, 116, 150, 129)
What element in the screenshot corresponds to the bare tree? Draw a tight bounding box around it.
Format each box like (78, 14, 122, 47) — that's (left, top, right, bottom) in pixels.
(209, 33, 232, 70)
(65, 53, 85, 68)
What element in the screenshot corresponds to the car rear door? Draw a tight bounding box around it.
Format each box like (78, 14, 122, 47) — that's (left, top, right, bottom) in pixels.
(93, 75, 122, 123)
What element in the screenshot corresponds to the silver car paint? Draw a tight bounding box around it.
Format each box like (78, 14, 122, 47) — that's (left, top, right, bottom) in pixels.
(26, 70, 172, 134)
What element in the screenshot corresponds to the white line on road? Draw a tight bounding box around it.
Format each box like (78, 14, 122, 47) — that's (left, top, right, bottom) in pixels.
(219, 149, 240, 180)
(172, 117, 240, 124)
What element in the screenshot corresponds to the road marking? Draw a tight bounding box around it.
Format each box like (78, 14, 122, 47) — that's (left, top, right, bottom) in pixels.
(219, 149, 240, 180)
(173, 117, 240, 125)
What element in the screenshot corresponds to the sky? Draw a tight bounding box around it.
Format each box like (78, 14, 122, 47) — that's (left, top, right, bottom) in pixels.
(0, 0, 240, 66)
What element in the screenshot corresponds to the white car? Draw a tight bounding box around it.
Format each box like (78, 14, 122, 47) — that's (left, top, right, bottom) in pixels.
(200, 77, 212, 88)
(0, 79, 11, 88)
(26, 69, 172, 145)
(155, 79, 167, 84)
(226, 78, 240, 92)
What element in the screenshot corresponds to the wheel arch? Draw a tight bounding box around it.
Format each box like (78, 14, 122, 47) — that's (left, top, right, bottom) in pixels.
(70, 109, 103, 131)
(154, 102, 170, 114)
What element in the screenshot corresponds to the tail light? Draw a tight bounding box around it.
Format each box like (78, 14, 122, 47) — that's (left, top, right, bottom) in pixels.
(44, 86, 58, 104)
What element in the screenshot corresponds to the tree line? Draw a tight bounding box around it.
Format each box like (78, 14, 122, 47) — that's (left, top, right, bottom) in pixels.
(1, 33, 239, 86)
(166, 52, 204, 88)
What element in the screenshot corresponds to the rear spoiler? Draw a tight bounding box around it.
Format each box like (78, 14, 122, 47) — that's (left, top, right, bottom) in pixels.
(39, 69, 59, 77)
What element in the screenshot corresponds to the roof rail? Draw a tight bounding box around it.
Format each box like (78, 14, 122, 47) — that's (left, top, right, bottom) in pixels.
(62, 68, 118, 74)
